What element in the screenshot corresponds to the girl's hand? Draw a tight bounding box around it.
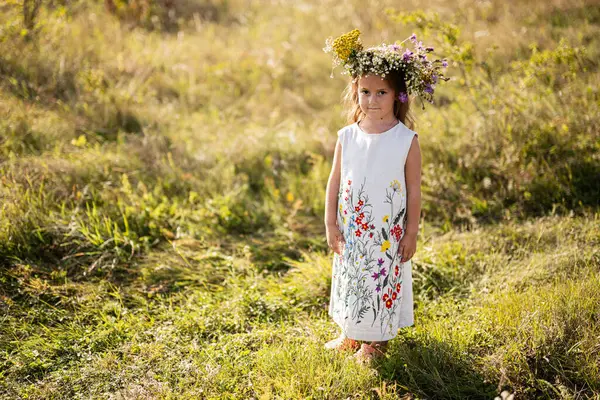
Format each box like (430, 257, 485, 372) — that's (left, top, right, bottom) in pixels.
(398, 231, 417, 262)
(326, 223, 346, 255)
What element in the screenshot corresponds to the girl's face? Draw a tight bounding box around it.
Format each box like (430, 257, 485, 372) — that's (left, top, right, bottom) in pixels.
(357, 74, 396, 120)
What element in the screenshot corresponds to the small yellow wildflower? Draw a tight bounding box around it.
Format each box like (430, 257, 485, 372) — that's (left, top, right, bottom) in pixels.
(382, 215, 389, 223)
(333, 29, 362, 62)
(381, 240, 391, 252)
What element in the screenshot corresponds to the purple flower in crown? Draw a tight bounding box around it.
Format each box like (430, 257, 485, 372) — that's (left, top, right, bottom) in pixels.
(410, 33, 417, 41)
(390, 44, 401, 52)
(432, 74, 438, 83)
(398, 92, 408, 103)
(402, 49, 413, 61)
(442, 59, 448, 67)
(425, 46, 434, 52)
(424, 83, 434, 94)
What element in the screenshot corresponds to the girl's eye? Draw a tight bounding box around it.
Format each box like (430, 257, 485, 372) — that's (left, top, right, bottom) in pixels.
(378, 91, 386, 95)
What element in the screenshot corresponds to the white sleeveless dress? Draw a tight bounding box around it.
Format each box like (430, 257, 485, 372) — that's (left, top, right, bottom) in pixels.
(328, 119, 417, 341)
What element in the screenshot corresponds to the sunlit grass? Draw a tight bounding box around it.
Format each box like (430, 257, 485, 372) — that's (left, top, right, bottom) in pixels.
(1, 0, 599, 398)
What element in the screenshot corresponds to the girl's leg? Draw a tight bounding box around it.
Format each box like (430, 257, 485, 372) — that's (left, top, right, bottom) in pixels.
(324, 331, 360, 351)
(353, 340, 389, 363)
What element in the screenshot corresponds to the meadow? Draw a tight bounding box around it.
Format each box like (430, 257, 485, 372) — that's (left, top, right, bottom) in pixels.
(1, 0, 599, 398)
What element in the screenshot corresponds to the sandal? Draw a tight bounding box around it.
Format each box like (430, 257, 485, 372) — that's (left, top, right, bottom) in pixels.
(324, 334, 361, 352)
(352, 342, 387, 365)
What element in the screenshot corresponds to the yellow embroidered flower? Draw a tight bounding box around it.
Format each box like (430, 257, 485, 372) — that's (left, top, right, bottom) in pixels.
(382, 215, 389, 223)
(339, 204, 343, 212)
(333, 29, 362, 62)
(381, 240, 391, 252)
(390, 179, 402, 191)
(343, 216, 346, 225)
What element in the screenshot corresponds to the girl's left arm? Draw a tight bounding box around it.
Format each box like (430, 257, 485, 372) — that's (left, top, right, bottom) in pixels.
(404, 134, 422, 236)
(399, 135, 422, 262)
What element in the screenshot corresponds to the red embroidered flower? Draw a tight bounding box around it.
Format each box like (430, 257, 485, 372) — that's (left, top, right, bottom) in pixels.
(392, 292, 397, 300)
(358, 200, 364, 206)
(394, 265, 399, 276)
(369, 232, 374, 238)
(359, 212, 365, 219)
(362, 223, 369, 230)
(356, 217, 363, 225)
(344, 197, 348, 201)
(354, 206, 360, 212)
(344, 210, 347, 215)
(391, 224, 403, 241)
(348, 180, 352, 185)
(354, 229, 362, 237)
(370, 224, 375, 229)
(396, 282, 401, 291)
(383, 293, 389, 301)
(385, 299, 393, 309)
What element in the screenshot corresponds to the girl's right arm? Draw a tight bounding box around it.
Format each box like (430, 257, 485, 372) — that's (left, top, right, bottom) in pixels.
(324, 138, 345, 254)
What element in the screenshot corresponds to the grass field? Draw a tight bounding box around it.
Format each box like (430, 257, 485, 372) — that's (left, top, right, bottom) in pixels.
(1, 0, 599, 398)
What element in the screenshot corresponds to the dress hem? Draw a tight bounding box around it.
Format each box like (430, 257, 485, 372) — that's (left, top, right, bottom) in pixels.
(328, 310, 414, 341)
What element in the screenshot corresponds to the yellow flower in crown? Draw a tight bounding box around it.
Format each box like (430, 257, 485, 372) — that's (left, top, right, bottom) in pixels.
(390, 179, 402, 191)
(381, 240, 391, 252)
(332, 29, 362, 62)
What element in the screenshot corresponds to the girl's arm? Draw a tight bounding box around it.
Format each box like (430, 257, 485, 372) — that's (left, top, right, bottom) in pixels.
(324, 138, 343, 228)
(404, 135, 422, 236)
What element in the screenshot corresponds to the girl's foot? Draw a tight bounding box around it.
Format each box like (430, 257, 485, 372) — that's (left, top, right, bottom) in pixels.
(352, 342, 387, 365)
(324, 335, 360, 352)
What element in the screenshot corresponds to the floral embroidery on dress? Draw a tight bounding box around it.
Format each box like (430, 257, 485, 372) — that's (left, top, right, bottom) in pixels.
(333, 176, 408, 337)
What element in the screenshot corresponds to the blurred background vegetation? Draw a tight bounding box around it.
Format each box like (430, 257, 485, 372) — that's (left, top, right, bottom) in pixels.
(1, 0, 599, 398)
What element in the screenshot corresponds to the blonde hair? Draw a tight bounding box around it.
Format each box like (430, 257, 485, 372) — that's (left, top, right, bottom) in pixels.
(342, 69, 416, 130)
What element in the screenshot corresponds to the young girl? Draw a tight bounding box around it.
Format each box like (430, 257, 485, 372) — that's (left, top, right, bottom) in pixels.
(322, 29, 448, 364)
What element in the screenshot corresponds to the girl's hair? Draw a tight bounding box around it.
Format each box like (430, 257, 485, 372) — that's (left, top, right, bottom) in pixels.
(342, 69, 416, 130)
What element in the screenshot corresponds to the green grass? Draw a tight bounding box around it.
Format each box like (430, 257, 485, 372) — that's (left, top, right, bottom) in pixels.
(1, 0, 599, 398)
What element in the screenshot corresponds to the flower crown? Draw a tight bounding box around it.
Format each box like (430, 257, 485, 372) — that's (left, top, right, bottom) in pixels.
(323, 29, 449, 106)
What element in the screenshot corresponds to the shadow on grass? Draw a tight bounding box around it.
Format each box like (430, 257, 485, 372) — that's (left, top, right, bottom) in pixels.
(377, 334, 498, 400)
